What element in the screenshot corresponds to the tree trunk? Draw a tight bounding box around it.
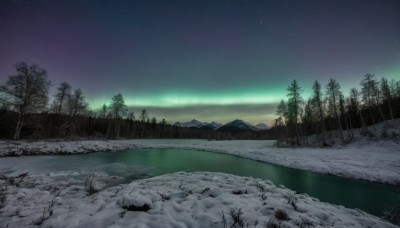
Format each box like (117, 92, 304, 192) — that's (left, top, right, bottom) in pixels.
(13, 112, 24, 140)
(348, 118, 354, 139)
(369, 107, 375, 125)
(107, 119, 113, 139)
(320, 119, 327, 142)
(360, 111, 368, 132)
(343, 115, 352, 141)
(377, 99, 384, 121)
(388, 98, 394, 120)
(115, 119, 121, 138)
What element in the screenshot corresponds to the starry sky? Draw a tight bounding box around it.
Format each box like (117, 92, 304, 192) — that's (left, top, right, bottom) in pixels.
(0, 0, 399, 125)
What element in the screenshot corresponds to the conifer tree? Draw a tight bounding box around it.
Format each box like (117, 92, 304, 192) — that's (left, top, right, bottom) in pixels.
(326, 79, 344, 143)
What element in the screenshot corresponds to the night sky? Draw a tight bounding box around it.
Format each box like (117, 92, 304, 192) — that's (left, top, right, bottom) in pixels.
(1, 0, 399, 124)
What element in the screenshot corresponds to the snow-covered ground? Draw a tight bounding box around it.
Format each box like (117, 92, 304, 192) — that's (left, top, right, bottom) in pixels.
(1, 122, 399, 227)
(0, 170, 395, 228)
(0, 138, 399, 185)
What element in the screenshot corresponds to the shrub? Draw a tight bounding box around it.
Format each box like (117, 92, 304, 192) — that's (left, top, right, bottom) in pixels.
(275, 209, 289, 221)
(84, 174, 98, 195)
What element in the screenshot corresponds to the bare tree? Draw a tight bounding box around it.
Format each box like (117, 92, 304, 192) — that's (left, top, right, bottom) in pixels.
(64, 89, 88, 136)
(66, 89, 87, 116)
(54, 82, 71, 114)
(0, 62, 51, 139)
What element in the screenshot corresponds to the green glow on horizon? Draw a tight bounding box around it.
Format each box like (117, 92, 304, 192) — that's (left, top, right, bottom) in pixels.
(91, 93, 283, 109)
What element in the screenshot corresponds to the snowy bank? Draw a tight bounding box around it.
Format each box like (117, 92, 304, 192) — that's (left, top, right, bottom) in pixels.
(0, 139, 399, 185)
(0, 171, 395, 228)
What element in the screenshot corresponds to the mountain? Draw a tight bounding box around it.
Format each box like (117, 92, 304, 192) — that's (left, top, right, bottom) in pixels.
(199, 121, 223, 130)
(255, 123, 270, 130)
(174, 119, 207, 128)
(217, 119, 260, 132)
(174, 119, 266, 132)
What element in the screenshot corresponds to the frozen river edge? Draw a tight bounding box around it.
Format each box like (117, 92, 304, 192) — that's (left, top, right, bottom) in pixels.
(0, 139, 399, 227)
(0, 139, 399, 185)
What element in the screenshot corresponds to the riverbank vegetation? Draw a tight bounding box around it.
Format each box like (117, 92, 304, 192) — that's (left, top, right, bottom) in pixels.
(272, 75, 400, 146)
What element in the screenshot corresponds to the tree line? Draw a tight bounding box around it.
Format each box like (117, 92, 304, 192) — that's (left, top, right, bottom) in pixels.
(273, 74, 400, 146)
(0, 62, 268, 140)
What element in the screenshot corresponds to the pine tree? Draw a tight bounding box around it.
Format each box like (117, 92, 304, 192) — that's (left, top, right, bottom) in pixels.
(109, 94, 127, 118)
(276, 99, 287, 126)
(380, 77, 394, 120)
(286, 80, 303, 145)
(139, 109, 149, 122)
(360, 74, 377, 124)
(303, 98, 315, 144)
(326, 79, 344, 143)
(107, 93, 127, 138)
(348, 88, 367, 131)
(275, 99, 288, 144)
(311, 80, 327, 142)
(339, 91, 352, 140)
(99, 104, 108, 118)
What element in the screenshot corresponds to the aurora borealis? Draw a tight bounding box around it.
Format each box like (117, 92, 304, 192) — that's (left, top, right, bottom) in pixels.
(0, 0, 399, 124)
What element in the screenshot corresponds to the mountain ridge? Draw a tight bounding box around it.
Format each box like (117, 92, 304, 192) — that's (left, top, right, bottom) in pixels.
(173, 119, 269, 131)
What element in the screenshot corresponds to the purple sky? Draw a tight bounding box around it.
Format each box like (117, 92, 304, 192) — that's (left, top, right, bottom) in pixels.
(0, 0, 399, 124)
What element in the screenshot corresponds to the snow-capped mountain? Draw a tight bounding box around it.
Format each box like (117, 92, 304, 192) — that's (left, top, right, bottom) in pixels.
(174, 119, 207, 128)
(200, 121, 223, 130)
(255, 123, 270, 130)
(174, 119, 268, 132)
(174, 119, 223, 129)
(217, 119, 260, 132)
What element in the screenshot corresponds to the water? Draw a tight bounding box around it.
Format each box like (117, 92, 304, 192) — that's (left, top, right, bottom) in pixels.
(1, 147, 399, 217)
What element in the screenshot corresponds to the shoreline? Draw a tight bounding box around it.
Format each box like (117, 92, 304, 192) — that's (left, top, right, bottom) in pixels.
(0, 139, 399, 186)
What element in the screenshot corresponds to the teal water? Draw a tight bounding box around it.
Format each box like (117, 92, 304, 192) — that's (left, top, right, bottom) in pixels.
(2, 148, 399, 217)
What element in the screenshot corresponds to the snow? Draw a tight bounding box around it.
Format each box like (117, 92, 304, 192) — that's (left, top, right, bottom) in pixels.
(1, 123, 399, 227)
(1, 138, 399, 185)
(221, 119, 260, 131)
(255, 123, 270, 130)
(174, 119, 210, 128)
(0, 171, 395, 228)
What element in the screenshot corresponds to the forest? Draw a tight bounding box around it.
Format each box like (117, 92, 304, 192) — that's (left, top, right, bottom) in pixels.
(0, 62, 269, 140)
(273, 75, 400, 146)
(1, 62, 399, 143)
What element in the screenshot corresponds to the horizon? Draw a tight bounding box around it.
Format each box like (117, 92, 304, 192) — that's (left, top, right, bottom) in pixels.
(1, 0, 399, 125)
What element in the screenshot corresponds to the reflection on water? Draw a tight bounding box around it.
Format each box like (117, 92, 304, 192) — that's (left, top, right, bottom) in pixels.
(1, 148, 399, 217)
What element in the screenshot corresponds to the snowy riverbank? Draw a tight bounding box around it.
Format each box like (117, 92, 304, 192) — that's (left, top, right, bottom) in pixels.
(0, 170, 396, 228)
(0, 139, 399, 185)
